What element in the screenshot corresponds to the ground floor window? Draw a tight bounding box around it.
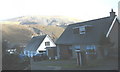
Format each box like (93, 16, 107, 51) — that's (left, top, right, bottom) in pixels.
(39, 51, 46, 55)
(86, 45, 96, 54)
(74, 45, 80, 49)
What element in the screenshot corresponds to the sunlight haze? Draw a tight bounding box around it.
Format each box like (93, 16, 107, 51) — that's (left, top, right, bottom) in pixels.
(0, 0, 119, 21)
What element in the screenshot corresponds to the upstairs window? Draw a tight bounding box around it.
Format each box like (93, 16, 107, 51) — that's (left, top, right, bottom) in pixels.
(79, 26, 85, 34)
(45, 42, 50, 46)
(73, 26, 86, 35)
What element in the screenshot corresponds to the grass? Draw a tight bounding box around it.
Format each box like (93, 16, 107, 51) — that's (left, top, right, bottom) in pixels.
(32, 57, 118, 70)
(2, 24, 64, 44)
(32, 59, 93, 69)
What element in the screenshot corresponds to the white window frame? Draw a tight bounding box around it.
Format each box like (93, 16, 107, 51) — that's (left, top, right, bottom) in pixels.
(73, 25, 87, 35)
(79, 26, 86, 34)
(45, 41, 50, 46)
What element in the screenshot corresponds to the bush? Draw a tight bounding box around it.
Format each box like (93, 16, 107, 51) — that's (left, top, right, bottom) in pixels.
(33, 54, 48, 61)
(2, 54, 30, 70)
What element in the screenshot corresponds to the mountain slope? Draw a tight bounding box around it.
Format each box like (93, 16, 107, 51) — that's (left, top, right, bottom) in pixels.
(1, 16, 81, 47)
(2, 24, 64, 45)
(6, 16, 81, 27)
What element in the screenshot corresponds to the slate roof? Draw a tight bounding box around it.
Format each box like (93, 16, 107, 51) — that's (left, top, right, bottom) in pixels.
(24, 35, 47, 51)
(56, 16, 115, 45)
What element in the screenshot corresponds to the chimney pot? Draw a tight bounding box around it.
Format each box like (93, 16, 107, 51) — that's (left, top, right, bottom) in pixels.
(110, 9, 116, 19)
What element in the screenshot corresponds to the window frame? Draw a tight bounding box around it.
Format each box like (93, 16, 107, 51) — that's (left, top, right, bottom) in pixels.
(73, 26, 86, 35)
(45, 41, 50, 46)
(79, 26, 86, 34)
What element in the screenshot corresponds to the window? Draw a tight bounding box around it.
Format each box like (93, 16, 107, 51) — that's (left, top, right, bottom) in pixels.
(86, 45, 96, 54)
(74, 45, 80, 50)
(79, 26, 85, 34)
(73, 26, 86, 35)
(45, 42, 50, 46)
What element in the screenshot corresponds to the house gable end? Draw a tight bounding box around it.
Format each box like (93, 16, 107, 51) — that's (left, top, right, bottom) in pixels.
(36, 35, 56, 53)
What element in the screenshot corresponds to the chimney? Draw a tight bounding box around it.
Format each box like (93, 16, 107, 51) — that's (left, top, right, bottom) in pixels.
(110, 9, 116, 19)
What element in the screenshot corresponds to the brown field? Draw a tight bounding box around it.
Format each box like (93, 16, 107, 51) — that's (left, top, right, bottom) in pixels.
(2, 24, 64, 44)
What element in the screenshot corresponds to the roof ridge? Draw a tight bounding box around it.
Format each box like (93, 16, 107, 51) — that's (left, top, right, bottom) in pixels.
(69, 16, 110, 26)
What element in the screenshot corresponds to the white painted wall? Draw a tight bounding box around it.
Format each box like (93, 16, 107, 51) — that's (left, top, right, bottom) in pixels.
(36, 35, 56, 53)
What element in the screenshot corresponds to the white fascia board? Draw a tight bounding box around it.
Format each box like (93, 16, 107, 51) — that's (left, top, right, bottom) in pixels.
(106, 16, 117, 37)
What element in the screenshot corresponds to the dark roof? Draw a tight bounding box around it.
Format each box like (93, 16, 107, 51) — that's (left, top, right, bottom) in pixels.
(24, 35, 47, 51)
(56, 16, 115, 45)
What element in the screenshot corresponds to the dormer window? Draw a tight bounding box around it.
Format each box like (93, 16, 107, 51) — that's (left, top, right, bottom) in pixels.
(73, 25, 93, 35)
(73, 26, 86, 35)
(79, 26, 85, 34)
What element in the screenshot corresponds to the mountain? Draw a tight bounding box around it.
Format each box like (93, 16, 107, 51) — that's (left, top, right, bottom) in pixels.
(6, 16, 81, 27)
(2, 24, 64, 46)
(1, 16, 81, 47)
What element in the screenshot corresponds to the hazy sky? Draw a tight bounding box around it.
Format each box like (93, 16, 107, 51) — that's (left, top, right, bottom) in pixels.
(0, 0, 119, 21)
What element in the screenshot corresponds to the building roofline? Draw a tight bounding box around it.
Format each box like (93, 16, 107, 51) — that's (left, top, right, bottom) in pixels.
(69, 16, 110, 26)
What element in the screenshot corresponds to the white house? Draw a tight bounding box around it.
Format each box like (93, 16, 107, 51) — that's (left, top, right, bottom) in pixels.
(24, 35, 56, 57)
